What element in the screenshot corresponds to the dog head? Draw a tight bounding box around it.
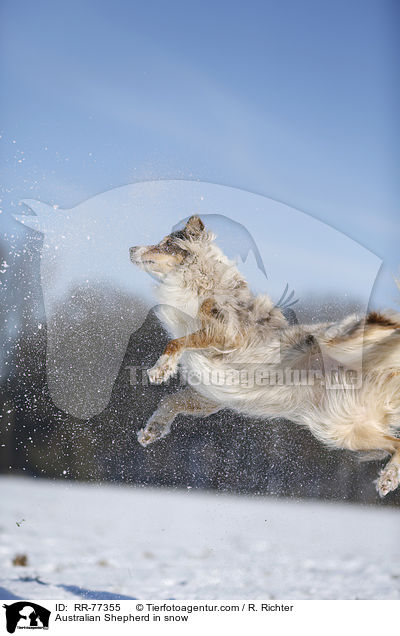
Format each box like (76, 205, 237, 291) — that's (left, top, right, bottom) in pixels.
(130, 215, 209, 278)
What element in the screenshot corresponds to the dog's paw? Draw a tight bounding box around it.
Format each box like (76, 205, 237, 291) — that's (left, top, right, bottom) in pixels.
(147, 355, 178, 384)
(137, 427, 157, 447)
(137, 421, 171, 447)
(375, 462, 400, 497)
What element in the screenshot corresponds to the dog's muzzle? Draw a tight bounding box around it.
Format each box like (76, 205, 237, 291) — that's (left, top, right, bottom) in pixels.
(129, 246, 141, 264)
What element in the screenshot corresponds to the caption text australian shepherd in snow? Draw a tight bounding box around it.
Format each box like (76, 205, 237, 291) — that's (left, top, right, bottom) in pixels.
(130, 215, 400, 497)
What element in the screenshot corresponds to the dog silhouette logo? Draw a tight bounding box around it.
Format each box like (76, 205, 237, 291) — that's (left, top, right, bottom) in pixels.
(2, 602, 51, 633)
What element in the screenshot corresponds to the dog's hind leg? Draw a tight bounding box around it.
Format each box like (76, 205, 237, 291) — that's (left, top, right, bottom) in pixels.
(137, 387, 221, 447)
(376, 444, 400, 497)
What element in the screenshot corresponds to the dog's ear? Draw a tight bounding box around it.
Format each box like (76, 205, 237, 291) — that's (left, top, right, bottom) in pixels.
(184, 215, 205, 237)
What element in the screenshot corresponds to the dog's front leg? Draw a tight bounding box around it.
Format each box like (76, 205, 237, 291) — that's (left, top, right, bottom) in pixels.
(147, 330, 214, 384)
(148, 298, 227, 384)
(137, 387, 221, 446)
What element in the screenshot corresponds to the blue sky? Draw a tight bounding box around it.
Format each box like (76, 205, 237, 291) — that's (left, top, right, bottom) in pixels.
(1, 0, 399, 308)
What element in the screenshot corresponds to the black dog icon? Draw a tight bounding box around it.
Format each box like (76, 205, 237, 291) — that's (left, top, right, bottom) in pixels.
(3, 602, 50, 633)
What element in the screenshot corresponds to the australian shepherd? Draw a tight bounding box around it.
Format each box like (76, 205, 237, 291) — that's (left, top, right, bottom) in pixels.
(130, 215, 400, 497)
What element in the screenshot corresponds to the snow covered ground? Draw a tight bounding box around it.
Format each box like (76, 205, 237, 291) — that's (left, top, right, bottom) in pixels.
(0, 476, 399, 600)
